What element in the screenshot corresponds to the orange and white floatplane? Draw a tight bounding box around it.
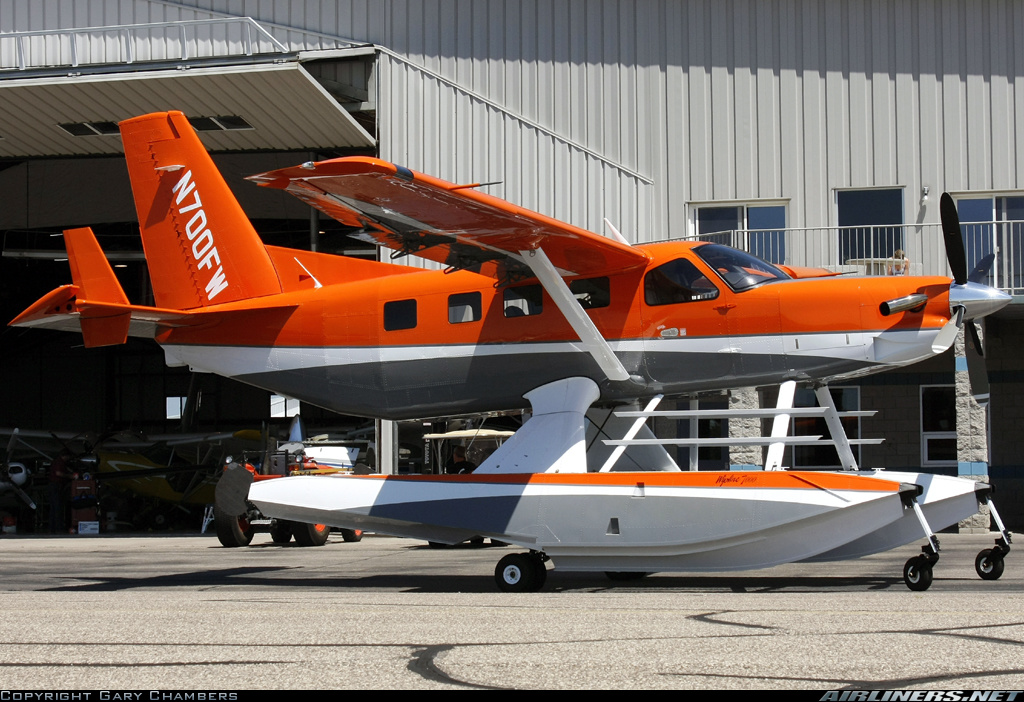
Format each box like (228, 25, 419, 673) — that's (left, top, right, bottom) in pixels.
(11, 111, 1013, 591)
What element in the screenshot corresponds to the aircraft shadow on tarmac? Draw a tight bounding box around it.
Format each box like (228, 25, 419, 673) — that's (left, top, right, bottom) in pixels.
(38, 566, 922, 594)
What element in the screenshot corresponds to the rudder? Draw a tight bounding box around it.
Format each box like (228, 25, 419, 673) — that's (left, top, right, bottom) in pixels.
(120, 111, 281, 310)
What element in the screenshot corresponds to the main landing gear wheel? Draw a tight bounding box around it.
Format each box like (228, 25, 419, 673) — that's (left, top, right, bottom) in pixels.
(903, 555, 934, 591)
(214, 505, 254, 548)
(495, 552, 547, 592)
(293, 522, 330, 547)
(975, 549, 1005, 580)
(341, 529, 363, 543)
(270, 520, 293, 544)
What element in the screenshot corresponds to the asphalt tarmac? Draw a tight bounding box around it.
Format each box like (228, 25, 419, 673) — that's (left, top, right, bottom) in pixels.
(1, 531, 1022, 690)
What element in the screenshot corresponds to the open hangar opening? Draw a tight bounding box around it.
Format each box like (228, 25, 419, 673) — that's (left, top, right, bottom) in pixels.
(0, 42, 395, 531)
(2, 1, 1023, 536)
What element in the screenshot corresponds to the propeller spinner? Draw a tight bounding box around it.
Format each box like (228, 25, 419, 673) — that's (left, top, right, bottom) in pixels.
(938, 193, 1011, 406)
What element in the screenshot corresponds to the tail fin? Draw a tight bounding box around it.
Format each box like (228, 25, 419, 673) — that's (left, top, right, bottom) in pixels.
(65, 227, 130, 305)
(64, 227, 131, 347)
(119, 111, 282, 310)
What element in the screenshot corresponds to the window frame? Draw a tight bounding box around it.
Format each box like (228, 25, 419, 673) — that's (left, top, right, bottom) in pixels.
(503, 284, 543, 318)
(920, 384, 958, 468)
(448, 291, 482, 324)
(643, 257, 720, 306)
(790, 386, 861, 469)
(383, 299, 418, 331)
(687, 199, 789, 264)
(568, 276, 611, 310)
(270, 394, 301, 418)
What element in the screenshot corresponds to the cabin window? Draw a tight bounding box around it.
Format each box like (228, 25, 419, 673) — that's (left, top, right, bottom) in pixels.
(448, 292, 482, 323)
(384, 299, 417, 331)
(503, 284, 543, 317)
(644, 258, 719, 305)
(569, 277, 610, 309)
(921, 385, 957, 467)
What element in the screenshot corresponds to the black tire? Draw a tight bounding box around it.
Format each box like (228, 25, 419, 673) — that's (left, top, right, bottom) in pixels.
(975, 549, 1005, 580)
(495, 553, 543, 592)
(904, 556, 933, 591)
(341, 529, 363, 543)
(605, 571, 650, 581)
(529, 553, 548, 589)
(270, 520, 293, 544)
(214, 505, 254, 547)
(293, 522, 330, 547)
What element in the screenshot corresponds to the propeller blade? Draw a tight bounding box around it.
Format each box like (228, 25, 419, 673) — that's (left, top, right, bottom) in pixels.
(5, 428, 19, 465)
(965, 320, 990, 406)
(969, 252, 996, 284)
(940, 192, 968, 285)
(932, 305, 964, 354)
(966, 319, 985, 359)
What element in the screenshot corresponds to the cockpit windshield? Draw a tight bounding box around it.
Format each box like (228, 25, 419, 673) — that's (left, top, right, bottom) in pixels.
(693, 243, 791, 292)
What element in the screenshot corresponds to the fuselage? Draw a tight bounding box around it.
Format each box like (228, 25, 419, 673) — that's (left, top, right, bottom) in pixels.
(158, 240, 953, 420)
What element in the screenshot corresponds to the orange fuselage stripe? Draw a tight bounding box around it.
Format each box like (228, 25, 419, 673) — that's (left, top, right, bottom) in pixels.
(156, 241, 952, 349)
(329, 470, 902, 492)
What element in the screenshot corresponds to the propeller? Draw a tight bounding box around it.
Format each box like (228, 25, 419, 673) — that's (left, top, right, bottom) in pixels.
(1, 428, 37, 509)
(940, 193, 969, 285)
(938, 193, 1008, 406)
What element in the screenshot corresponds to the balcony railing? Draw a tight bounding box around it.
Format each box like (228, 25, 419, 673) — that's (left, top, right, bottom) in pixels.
(0, 18, 289, 72)
(678, 220, 1024, 296)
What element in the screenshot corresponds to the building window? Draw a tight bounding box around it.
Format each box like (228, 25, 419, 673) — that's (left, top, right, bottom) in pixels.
(921, 385, 957, 467)
(383, 299, 417, 331)
(644, 258, 719, 305)
(956, 194, 1024, 293)
(270, 394, 300, 418)
(692, 203, 787, 263)
(836, 188, 904, 268)
(165, 396, 187, 420)
(791, 386, 860, 468)
(504, 284, 543, 317)
(569, 277, 610, 309)
(448, 292, 482, 323)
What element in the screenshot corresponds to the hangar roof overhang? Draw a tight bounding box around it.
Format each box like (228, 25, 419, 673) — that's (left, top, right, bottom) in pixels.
(0, 55, 377, 158)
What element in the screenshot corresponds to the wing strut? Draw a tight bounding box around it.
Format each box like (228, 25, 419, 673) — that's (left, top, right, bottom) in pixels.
(518, 247, 631, 382)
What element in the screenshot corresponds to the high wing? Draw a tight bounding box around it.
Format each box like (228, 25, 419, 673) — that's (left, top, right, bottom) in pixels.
(248, 157, 650, 284)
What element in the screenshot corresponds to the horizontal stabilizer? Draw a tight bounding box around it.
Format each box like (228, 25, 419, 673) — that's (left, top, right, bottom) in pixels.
(11, 288, 297, 348)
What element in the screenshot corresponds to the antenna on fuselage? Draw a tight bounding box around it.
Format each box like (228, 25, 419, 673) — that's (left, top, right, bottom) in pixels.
(603, 218, 630, 246)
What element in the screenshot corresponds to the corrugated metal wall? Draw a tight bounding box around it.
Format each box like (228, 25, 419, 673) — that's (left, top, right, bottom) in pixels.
(5, 0, 1024, 248)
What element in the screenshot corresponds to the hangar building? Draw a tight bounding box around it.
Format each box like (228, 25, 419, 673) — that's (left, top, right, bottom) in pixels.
(1, 0, 1022, 530)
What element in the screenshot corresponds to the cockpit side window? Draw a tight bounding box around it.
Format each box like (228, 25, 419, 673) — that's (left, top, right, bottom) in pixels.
(644, 258, 720, 306)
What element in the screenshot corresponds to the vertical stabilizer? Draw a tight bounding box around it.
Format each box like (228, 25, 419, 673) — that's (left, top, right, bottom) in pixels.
(65, 227, 129, 305)
(119, 111, 281, 310)
(64, 226, 131, 347)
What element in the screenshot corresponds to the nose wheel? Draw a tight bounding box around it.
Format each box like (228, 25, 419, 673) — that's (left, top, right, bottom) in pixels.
(495, 552, 548, 592)
(903, 551, 937, 591)
(975, 548, 1006, 580)
(975, 497, 1012, 581)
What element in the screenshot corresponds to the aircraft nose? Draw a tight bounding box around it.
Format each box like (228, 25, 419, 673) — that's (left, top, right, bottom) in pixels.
(950, 281, 1011, 320)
